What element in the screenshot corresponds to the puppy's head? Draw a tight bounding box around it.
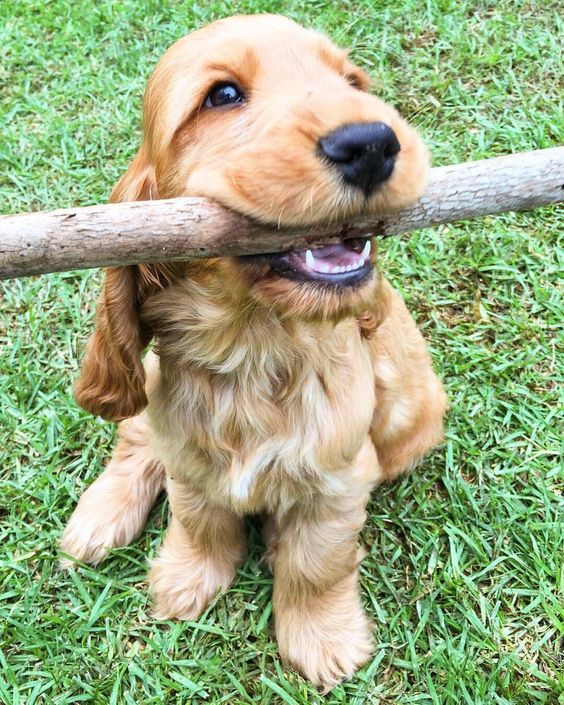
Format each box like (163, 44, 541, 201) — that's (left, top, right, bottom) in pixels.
(76, 14, 429, 420)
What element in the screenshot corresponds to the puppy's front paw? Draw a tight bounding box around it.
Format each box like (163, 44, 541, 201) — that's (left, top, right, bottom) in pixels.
(60, 493, 146, 567)
(60, 511, 114, 567)
(276, 578, 373, 691)
(60, 455, 164, 568)
(149, 546, 236, 621)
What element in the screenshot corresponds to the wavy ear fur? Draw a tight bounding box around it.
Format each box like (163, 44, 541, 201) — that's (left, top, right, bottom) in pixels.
(110, 144, 157, 203)
(74, 147, 176, 421)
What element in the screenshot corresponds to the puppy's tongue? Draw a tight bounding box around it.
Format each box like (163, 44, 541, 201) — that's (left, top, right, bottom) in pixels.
(306, 244, 349, 259)
(297, 239, 371, 275)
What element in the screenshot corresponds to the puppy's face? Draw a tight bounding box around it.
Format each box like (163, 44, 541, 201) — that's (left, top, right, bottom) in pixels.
(76, 15, 430, 421)
(117, 14, 429, 321)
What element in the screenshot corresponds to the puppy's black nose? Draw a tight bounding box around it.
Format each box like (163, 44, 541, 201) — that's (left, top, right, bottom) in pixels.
(319, 122, 400, 196)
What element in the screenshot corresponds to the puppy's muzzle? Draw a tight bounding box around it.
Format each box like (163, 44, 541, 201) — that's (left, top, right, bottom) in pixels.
(319, 122, 400, 196)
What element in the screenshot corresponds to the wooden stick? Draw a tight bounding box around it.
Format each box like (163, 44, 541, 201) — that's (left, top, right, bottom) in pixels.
(0, 147, 562, 280)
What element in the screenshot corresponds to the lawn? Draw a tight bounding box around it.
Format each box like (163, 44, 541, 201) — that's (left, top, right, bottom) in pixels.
(0, 0, 562, 703)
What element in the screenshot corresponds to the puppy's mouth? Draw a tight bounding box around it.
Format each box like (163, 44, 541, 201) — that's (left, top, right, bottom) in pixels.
(241, 237, 373, 286)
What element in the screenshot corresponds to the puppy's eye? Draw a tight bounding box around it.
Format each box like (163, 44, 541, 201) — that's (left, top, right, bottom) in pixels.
(204, 82, 244, 108)
(345, 74, 362, 89)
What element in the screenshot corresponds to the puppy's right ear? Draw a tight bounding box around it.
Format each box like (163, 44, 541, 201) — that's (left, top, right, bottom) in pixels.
(110, 144, 157, 203)
(74, 146, 160, 422)
(74, 266, 152, 422)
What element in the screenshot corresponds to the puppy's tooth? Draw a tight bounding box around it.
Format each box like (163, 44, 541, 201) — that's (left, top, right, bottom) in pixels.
(305, 249, 315, 270)
(362, 240, 371, 259)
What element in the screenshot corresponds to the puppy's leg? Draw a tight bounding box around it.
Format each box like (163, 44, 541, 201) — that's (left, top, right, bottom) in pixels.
(271, 441, 379, 691)
(149, 482, 245, 621)
(60, 414, 165, 566)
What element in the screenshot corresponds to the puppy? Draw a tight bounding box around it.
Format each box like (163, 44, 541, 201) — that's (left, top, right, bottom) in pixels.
(61, 14, 446, 690)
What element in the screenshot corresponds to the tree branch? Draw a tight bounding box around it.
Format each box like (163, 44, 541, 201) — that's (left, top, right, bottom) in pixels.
(1, 147, 562, 280)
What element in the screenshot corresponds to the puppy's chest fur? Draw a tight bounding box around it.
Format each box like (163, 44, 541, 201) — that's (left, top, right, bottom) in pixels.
(145, 280, 376, 513)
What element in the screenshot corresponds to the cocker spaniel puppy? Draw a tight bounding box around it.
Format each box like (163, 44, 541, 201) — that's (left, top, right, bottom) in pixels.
(61, 14, 446, 690)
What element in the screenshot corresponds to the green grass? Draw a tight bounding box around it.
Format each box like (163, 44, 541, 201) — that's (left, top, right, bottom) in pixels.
(1, 0, 562, 703)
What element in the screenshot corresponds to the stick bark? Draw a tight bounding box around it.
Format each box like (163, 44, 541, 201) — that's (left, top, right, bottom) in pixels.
(1, 147, 562, 280)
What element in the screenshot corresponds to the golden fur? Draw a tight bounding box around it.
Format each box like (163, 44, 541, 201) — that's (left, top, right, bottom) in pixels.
(61, 15, 446, 690)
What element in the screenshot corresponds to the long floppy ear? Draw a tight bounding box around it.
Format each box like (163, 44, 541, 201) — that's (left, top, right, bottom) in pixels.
(110, 144, 157, 203)
(74, 266, 153, 421)
(74, 146, 161, 422)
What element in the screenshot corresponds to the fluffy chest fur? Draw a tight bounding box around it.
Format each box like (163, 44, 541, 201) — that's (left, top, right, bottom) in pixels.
(144, 276, 376, 514)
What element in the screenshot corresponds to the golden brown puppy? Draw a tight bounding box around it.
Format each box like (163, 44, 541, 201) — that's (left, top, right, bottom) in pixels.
(61, 14, 446, 690)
